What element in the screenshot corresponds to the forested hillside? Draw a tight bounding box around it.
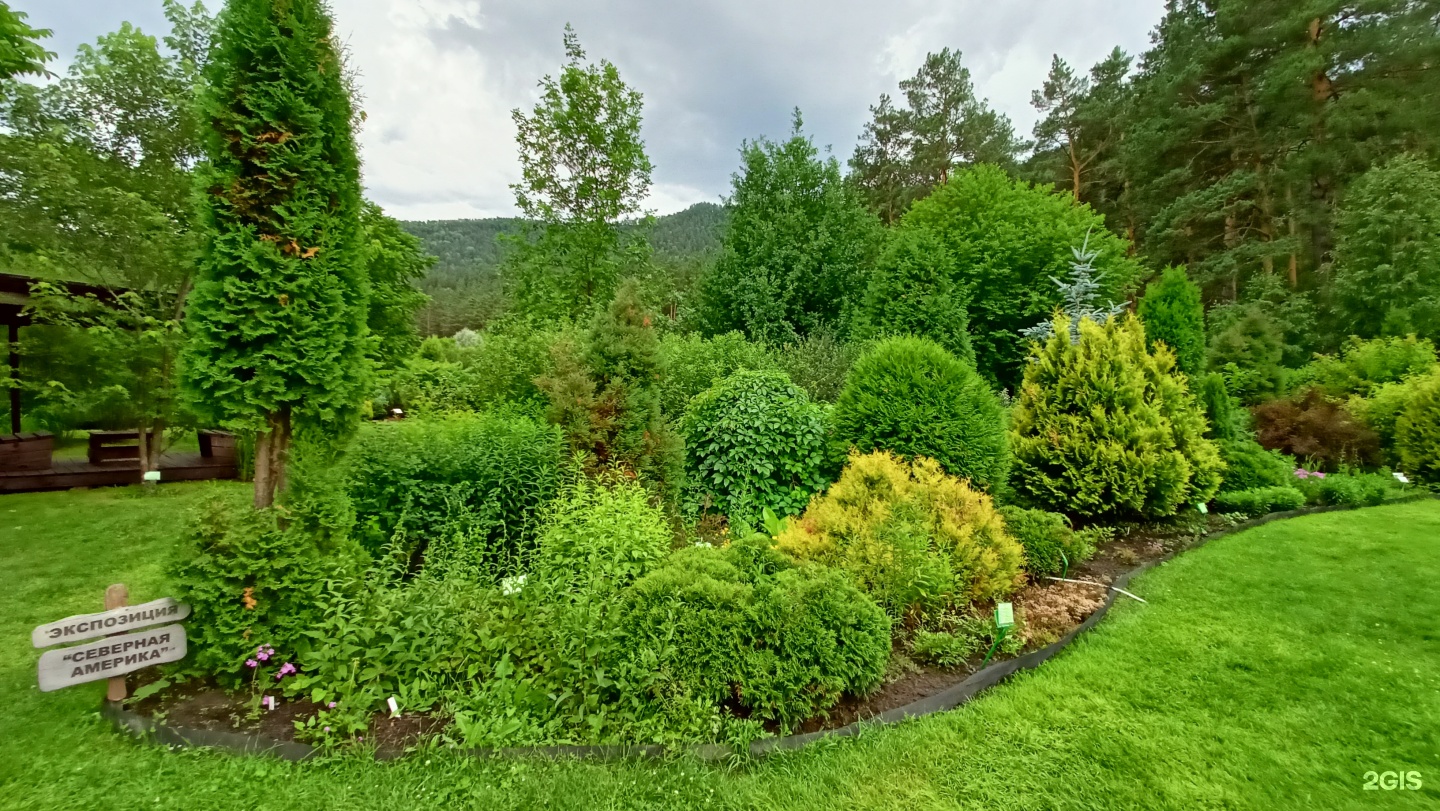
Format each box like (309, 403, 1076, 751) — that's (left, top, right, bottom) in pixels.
(404, 201, 726, 335)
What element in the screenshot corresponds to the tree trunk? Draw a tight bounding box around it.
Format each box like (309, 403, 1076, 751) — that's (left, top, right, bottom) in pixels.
(137, 420, 165, 487)
(252, 409, 292, 510)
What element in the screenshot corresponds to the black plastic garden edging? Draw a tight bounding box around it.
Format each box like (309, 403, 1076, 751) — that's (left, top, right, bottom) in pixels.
(101, 494, 1438, 763)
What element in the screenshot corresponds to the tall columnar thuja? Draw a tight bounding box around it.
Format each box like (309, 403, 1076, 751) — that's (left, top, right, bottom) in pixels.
(183, 0, 368, 509)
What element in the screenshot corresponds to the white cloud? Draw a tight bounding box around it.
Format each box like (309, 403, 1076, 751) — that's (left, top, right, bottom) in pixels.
(21, 0, 1166, 220)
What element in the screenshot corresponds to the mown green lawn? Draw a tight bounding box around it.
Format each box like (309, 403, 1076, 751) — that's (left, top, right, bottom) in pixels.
(1, 484, 1437, 810)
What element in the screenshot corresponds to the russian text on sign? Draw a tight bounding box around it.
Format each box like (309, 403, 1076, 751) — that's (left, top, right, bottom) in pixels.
(31, 598, 191, 648)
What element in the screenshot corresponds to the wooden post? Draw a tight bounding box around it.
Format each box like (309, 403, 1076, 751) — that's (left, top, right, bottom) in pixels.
(104, 584, 128, 702)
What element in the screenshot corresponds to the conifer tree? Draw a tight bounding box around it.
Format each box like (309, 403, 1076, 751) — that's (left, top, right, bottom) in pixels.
(1138, 266, 1206, 376)
(182, 0, 368, 509)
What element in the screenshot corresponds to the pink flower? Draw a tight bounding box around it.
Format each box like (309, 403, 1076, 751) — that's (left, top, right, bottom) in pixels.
(245, 659, 258, 669)
(274, 662, 297, 680)
(324, 726, 331, 733)
(327, 701, 337, 709)
(1314, 471, 1326, 479)
(1293, 468, 1309, 479)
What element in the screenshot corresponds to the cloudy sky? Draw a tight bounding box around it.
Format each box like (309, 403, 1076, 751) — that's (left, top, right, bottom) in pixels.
(20, 0, 1165, 221)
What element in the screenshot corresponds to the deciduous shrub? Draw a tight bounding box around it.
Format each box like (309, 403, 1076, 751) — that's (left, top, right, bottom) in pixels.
(1251, 388, 1381, 472)
(169, 496, 363, 688)
(899, 164, 1144, 387)
(832, 336, 1009, 490)
(1216, 438, 1294, 493)
(998, 506, 1095, 578)
(1011, 315, 1224, 520)
(621, 542, 890, 733)
(776, 451, 1024, 616)
(342, 413, 563, 571)
(769, 331, 863, 404)
(1212, 486, 1306, 517)
(1347, 378, 1424, 463)
(388, 328, 555, 417)
(681, 370, 830, 525)
(655, 331, 776, 419)
(1293, 335, 1437, 398)
(1138, 267, 1205, 377)
(1397, 372, 1440, 484)
(1292, 471, 1399, 508)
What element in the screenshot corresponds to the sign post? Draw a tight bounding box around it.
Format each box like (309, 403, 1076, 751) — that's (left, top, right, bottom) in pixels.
(103, 584, 128, 701)
(32, 585, 190, 697)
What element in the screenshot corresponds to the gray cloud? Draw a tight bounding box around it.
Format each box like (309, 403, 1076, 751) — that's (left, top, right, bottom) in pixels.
(16, 0, 1164, 220)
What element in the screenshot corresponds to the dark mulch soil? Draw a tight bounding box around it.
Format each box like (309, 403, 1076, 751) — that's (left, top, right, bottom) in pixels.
(123, 513, 1237, 752)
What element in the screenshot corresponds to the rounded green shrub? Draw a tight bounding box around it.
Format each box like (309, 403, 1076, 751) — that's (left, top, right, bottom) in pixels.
(621, 543, 890, 733)
(1397, 372, 1440, 484)
(1011, 315, 1224, 520)
(1212, 486, 1306, 517)
(998, 505, 1093, 578)
(1216, 438, 1294, 493)
(342, 413, 563, 571)
(768, 331, 863, 404)
(1138, 267, 1206, 377)
(1208, 309, 1286, 404)
(832, 336, 1009, 490)
(681, 369, 830, 525)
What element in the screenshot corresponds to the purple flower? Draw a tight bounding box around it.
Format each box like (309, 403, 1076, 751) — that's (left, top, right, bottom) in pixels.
(273, 662, 297, 681)
(324, 726, 331, 733)
(1314, 471, 1327, 479)
(327, 701, 337, 709)
(1294, 468, 1309, 479)
(245, 659, 258, 669)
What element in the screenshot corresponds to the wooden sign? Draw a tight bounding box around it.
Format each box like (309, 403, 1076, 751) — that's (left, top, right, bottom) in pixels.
(31, 597, 190, 648)
(36, 624, 187, 693)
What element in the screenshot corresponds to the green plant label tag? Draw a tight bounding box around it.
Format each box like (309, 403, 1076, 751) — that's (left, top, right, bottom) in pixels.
(995, 602, 1015, 630)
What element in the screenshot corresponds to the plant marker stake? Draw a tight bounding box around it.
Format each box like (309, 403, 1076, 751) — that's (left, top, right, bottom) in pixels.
(387, 696, 400, 718)
(1044, 576, 1148, 604)
(104, 584, 128, 702)
(979, 602, 1015, 671)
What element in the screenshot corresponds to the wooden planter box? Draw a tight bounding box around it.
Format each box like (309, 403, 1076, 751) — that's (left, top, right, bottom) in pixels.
(0, 432, 54, 473)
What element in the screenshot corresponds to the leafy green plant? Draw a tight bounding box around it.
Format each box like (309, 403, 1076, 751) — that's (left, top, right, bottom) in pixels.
(910, 628, 981, 669)
(1212, 487, 1306, 517)
(1292, 336, 1436, 398)
(1208, 309, 1287, 405)
(1011, 315, 1223, 520)
(342, 413, 563, 572)
(1292, 470, 1401, 508)
(167, 495, 363, 688)
(1196, 372, 1246, 441)
(833, 336, 1009, 490)
(1397, 371, 1440, 484)
(182, 0, 368, 507)
(656, 331, 777, 419)
(681, 369, 830, 526)
(998, 506, 1094, 578)
(776, 451, 1024, 616)
(768, 331, 864, 404)
(898, 164, 1143, 387)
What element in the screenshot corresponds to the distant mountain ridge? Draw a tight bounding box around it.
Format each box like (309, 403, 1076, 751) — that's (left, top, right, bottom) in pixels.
(401, 201, 728, 283)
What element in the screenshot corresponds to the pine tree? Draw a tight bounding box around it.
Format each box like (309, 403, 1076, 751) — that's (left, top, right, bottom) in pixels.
(182, 0, 368, 509)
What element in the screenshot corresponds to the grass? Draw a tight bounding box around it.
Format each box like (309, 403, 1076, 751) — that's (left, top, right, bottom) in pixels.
(1, 485, 1437, 810)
